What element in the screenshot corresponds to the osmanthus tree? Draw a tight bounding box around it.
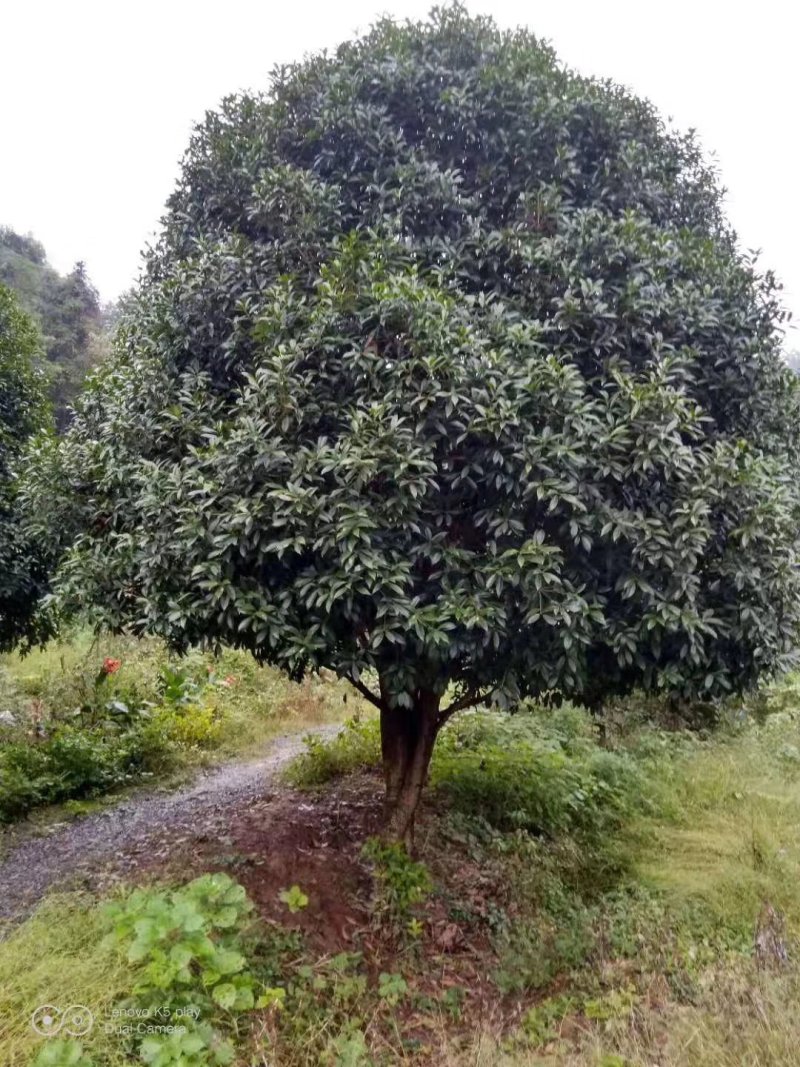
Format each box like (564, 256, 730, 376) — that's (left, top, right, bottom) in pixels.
(0, 284, 54, 651)
(49, 6, 800, 840)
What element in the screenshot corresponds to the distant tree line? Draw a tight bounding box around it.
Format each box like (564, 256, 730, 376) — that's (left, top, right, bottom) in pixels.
(0, 283, 54, 649)
(0, 227, 113, 429)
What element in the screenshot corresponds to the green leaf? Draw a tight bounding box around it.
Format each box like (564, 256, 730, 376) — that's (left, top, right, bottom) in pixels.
(212, 949, 246, 975)
(212, 982, 238, 1009)
(278, 885, 309, 913)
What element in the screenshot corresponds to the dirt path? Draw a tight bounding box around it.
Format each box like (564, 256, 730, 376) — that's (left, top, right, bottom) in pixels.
(0, 725, 340, 920)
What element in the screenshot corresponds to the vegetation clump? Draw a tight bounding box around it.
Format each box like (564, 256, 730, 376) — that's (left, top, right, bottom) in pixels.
(0, 634, 350, 823)
(4, 683, 800, 1066)
(0, 228, 110, 428)
(0, 284, 54, 652)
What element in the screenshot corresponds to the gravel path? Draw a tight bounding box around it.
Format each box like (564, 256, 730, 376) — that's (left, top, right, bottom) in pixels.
(0, 725, 339, 920)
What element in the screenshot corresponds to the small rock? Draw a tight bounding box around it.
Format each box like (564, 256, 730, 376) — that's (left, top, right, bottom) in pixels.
(435, 922, 465, 952)
(755, 900, 790, 968)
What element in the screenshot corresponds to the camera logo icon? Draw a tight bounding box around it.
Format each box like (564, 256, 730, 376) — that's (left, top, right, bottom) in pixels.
(32, 1004, 94, 1037)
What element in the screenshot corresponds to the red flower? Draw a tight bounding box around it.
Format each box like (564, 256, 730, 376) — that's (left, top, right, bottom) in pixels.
(222, 675, 237, 687)
(102, 657, 122, 675)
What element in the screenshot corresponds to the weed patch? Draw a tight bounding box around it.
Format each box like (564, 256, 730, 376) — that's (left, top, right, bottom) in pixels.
(6, 675, 800, 1065)
(284, 716, 380, 787)
(0, 631, 355, 824)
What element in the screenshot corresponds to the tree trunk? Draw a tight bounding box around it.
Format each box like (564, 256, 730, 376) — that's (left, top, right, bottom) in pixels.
(379, 687, 440, 849)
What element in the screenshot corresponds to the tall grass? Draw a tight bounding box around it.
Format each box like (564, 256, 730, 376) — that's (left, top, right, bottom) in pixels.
(3, 669, 800, 1066)
(0, 629, 356, 824)
(0, 630, 353, 758)
(0, 895, 136, 1067)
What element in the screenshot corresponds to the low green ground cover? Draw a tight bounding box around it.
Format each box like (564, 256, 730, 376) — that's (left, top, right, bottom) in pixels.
(0, 631, 352, 823)
(3, 642, 799, 1065)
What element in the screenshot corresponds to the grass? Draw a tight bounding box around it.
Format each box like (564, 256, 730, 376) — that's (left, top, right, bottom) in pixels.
(1, 630, 353, 758)
(3, 644, 800, 1065)
(462, 965, 800, 1066)
(0, 629, 355, 829)
(635, 706, 800, 945)
(282, 714, 380, 788)
(283, 683, 800, 1065)
(0, 894, 136, 1067)
(446, 689, 800, 1065)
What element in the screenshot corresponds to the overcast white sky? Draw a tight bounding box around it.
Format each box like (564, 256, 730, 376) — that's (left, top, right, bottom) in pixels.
(3, 0, 798, 340)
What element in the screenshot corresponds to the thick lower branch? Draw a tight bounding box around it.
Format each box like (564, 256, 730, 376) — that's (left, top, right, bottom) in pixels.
(438, 687, 492, 727)
(346, 673, 382, 710)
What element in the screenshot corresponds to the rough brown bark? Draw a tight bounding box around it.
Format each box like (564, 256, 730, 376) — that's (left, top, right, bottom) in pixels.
(379, 687, 440, 848)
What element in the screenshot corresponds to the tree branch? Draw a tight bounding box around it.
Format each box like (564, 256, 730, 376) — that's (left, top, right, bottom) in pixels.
(346, 674, 383, 710)
(438, 688, 492, 727)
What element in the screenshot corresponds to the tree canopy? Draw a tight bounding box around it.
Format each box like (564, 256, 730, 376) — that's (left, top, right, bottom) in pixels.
(0, 283, 54, 650)
(47, 6, 800, 838)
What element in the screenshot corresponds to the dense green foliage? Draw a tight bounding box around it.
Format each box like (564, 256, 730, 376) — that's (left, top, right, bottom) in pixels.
(289, 704, 652, 843)
(0, 651, 203, 821)
(104, 873, 261, 1065)
(0, 228, 108, 428)
(0, 633, 350, 822)
(0, 284, 54, 651)
(50, 7, 800, 719)
(0, 721, 168, 822)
